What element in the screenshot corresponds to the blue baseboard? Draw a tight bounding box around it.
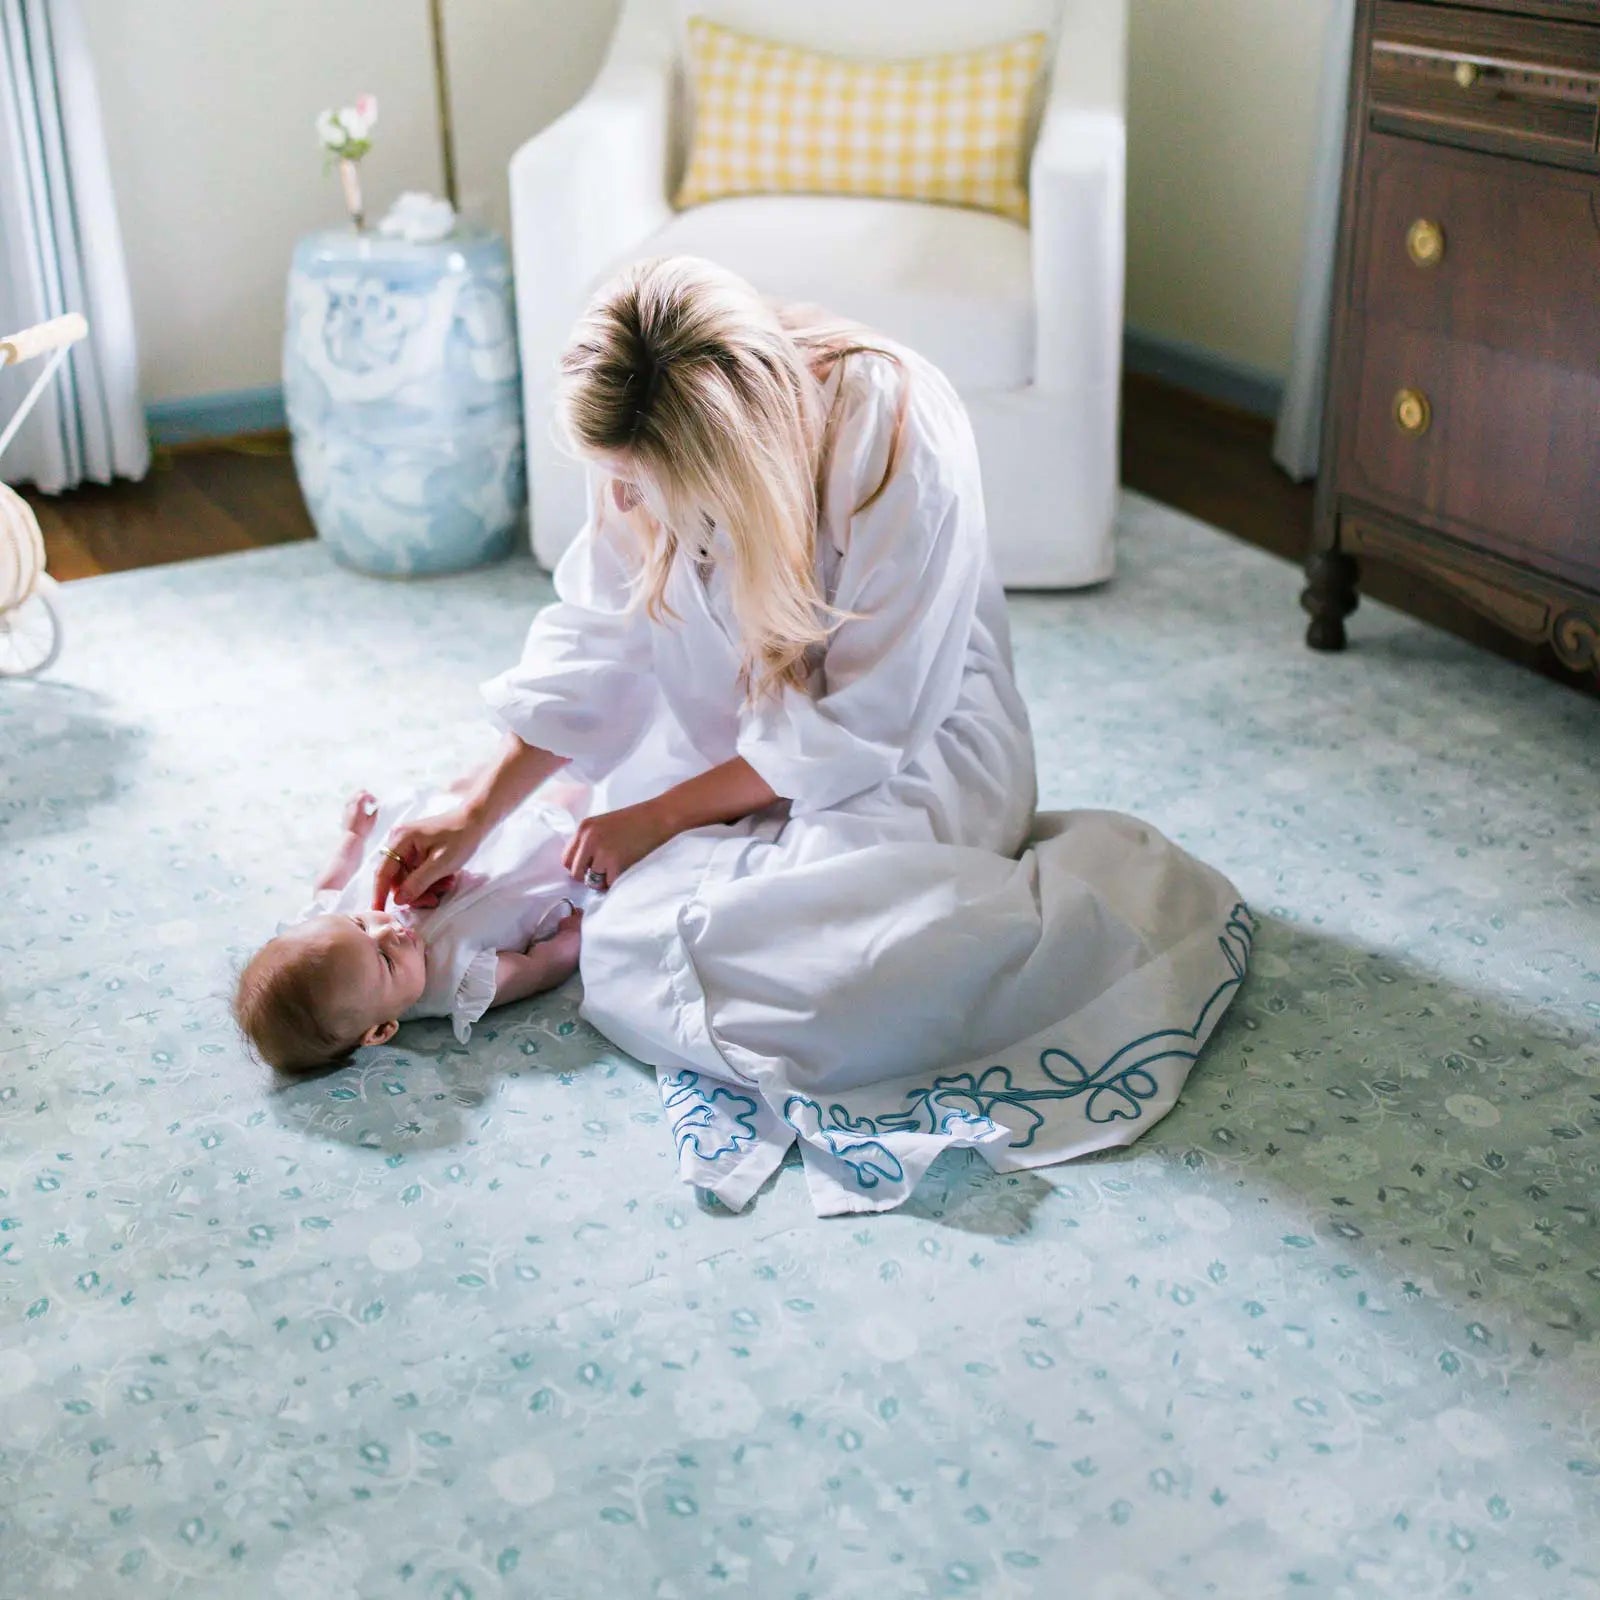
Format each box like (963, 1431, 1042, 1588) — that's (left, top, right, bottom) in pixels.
(1122, 325, 1284, 421)
(142, 330, 1283, 447)
(145, 385, 286, 446)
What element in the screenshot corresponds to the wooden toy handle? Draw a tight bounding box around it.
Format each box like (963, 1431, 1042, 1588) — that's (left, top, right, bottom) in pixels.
(0, 313, 88, 366)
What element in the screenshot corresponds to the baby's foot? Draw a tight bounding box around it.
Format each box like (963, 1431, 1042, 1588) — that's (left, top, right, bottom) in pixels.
(341, 789, 379, 838)
(525, 909, 582, 989)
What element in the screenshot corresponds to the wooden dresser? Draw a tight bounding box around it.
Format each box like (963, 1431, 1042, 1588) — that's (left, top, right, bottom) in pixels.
(1306, 0, 1600, 681)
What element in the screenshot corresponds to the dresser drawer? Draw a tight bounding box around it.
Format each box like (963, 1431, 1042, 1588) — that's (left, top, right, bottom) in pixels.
(1371, 0, 1600, 165)
(1338, 319, 1600, 588)
(1354, 133, 1600, 367)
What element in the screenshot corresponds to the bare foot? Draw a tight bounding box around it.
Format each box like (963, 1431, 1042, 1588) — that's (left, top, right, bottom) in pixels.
(524, 909, 582, 990)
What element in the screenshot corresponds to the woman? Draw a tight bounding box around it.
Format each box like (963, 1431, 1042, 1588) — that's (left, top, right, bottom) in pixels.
(373, 256, 1250, 1216)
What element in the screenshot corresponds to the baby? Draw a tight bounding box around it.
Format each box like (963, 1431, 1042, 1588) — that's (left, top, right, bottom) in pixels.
(234, 782, 589, 1071)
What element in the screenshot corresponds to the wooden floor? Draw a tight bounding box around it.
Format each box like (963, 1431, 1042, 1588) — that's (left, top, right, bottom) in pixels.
(27, 434, 314, 581)
(22, 374, 1596, 695)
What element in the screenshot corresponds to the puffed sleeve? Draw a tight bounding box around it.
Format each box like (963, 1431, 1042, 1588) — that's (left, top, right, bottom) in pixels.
(479, 475, 657, 784)
(449, 949, 499, 1045)
(735, 361, 987, 815)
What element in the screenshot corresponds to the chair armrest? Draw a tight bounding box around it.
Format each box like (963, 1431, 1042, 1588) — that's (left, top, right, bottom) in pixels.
(1044, 0, 1128, 120)
(508, 8, 676, 411)
(1028, 0, 1127, 394)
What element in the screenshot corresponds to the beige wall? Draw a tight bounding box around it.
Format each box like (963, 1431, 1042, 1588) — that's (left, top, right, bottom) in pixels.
(1127, 0, 1334, 377)
(86, 0, 1331, 406)
(83, 0, 617, 403)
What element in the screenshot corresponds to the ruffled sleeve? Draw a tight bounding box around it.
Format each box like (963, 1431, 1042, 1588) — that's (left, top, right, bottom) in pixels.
(480, 471, 657, 783)
(449, 948, 500, 1045)
(735, 358, 987, 816)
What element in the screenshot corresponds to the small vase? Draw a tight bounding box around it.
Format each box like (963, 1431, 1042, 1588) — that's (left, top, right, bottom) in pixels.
(283, 224, 524, 577)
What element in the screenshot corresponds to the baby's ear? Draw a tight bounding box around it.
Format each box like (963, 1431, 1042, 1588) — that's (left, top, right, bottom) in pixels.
(361, 1019, 399, 1048)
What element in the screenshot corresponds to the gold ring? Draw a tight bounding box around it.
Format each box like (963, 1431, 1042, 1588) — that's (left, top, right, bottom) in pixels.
(379, 846, 408, 868)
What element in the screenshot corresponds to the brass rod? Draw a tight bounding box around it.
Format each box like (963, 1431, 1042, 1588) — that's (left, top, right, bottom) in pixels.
(428, 0, 459, 210)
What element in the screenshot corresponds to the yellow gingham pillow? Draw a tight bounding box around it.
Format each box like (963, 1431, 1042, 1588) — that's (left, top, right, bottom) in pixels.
(674, 17, 1048, 225)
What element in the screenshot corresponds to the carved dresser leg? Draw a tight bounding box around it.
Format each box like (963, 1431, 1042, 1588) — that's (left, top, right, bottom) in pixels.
(1302, 550, 1360, 652)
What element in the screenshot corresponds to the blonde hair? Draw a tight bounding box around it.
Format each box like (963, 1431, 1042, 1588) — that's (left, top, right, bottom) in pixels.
(556, 255, 909, 698)
(233, 934, 358, 1073)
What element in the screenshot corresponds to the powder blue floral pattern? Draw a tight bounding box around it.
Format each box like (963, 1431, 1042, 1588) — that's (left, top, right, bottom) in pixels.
(3, 491, 1598, 1597)
(284, 227, 524, 578)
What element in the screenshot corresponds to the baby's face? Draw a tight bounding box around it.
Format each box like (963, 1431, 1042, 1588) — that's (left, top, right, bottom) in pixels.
(283, 909, 429, 1036)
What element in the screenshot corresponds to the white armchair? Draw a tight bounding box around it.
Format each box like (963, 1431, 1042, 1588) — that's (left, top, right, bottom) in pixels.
(509, 0, 1126, 589)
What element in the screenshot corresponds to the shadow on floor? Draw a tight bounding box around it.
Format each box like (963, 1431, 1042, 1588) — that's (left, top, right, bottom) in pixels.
(265, 909, 1598, 1387)
(262, 978, 602, 1155)
(0, 681, 146, 844)
(925, 913, 1598, 1384)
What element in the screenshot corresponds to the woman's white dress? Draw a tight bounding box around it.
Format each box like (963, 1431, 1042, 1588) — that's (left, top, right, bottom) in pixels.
(482, 345, 1251, 1215)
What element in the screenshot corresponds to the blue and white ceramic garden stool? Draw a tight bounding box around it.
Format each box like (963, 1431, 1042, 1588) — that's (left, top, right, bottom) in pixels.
(283, 225, 524, 576)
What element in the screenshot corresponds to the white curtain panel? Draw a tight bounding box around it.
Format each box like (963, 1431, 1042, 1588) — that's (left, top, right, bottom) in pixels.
(1272, 0, 1355, 484)
(0, 0, 147, 491)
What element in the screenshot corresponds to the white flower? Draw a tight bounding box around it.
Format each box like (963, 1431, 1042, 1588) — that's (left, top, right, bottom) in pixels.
(315, 93, 376, 155)
(340, 98, 376, 140)
(487, 1448, 556, 1506)
(378, 191, 456, 244)
(671, 1373, 762, 1440)
(1434, 1406, 1507, 1459)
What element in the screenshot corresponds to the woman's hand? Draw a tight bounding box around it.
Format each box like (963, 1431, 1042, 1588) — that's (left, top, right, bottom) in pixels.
(561, 760, 780, 892)
(563, 798, 675, 891)
(370, 736, 568, 910)
(372, 808, 486, 910)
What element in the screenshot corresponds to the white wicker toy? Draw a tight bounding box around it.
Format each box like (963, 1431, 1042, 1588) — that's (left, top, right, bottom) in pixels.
(0, 312, 87, 676)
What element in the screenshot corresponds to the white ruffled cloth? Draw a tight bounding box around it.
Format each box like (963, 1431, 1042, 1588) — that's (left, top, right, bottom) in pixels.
(286, 789, 589, 1043)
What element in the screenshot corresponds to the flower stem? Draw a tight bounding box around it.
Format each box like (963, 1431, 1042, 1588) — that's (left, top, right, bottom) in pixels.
(339, 158, 365, 231)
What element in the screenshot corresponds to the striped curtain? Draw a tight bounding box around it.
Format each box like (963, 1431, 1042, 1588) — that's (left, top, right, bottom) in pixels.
(0, 0, 147, 491)
(1272, 0, 1355, 484)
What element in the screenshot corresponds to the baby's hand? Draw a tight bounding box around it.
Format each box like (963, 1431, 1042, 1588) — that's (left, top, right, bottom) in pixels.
(341, 790, 379, 838)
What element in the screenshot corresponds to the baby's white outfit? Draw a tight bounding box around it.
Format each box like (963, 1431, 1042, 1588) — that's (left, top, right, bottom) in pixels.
(286, 789, 590, 1043)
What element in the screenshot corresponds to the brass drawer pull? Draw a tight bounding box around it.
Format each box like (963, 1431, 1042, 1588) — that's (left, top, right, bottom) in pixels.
(1453, 60, 1479, 90)
(1406, 218, 1445, 267)
(1394, 388, 1432, 435)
